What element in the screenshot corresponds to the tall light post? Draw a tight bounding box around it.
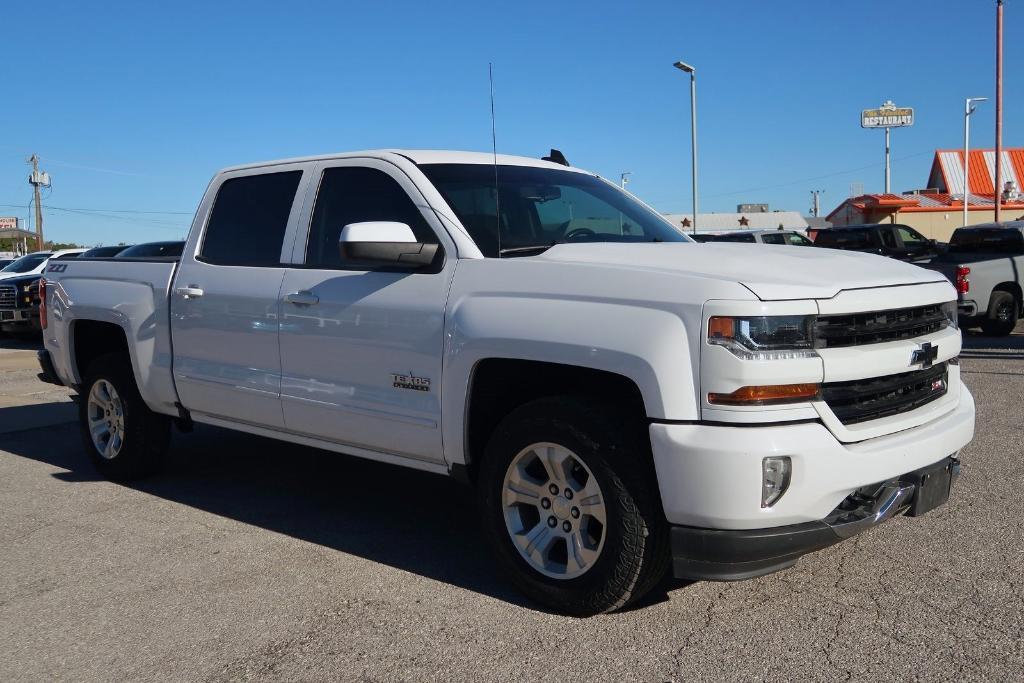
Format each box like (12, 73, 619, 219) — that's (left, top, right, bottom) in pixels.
(620, 171, 632, 189)
(964, 97, 988, 228)
(673, 60, 698, 235)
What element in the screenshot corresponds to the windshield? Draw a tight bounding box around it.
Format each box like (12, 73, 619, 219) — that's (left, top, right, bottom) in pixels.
(419, 164, 690, 257)
(0, 253, 51, 273)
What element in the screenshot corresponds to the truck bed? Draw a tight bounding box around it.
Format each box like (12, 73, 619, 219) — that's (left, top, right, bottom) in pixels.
(44, 258, 181, 416)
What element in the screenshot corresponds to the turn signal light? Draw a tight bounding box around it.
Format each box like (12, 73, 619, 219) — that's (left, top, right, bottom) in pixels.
(955, 266, 970, 294)
(708, 383, 820, 406)
(39, 278, 48, 329)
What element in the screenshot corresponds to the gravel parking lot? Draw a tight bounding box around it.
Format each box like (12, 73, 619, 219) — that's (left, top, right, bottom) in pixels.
(1, 327, 1022, 682)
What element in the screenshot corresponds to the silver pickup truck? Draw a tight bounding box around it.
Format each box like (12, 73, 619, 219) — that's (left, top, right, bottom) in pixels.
(925, 222, 1024, 336)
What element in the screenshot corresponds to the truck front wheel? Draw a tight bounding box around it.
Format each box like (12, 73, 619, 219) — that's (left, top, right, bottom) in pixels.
(478, 396, 669, 615)
(78, 353, 170, 481)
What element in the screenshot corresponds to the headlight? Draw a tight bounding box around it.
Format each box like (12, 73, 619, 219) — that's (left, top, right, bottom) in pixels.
(940, 301, 958, 329)
(707, 315, 817, 360)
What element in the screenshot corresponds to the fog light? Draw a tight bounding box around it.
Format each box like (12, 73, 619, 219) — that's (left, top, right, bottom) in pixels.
(762, 456, 792, 508)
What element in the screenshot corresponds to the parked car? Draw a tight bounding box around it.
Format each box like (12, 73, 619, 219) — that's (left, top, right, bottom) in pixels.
(81, 245, 133, 258)
(0, 249, 86, 334)
(708, 229, 814, 246)
(0, 249, 87, 282)
(814, 224, 940, 262)
(38, 150, 974, 615)
(688, 233, 717, 243)
(115, 241, 184, 258)
(924, 221, 1024, 335)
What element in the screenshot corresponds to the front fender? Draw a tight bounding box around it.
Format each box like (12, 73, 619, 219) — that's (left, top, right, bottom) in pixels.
(441, 294, 698, 466)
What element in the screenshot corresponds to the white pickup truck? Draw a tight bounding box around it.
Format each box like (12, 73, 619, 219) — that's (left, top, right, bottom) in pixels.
(38, 150, 975, 615)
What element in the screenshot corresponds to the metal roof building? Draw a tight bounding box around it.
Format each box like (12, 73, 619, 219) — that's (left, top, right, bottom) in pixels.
(663, 211, 808, 234)
(826, 148, 1024, 240)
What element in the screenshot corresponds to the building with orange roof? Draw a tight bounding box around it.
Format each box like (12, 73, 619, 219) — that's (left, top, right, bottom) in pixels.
(827, 148, 1024, 240)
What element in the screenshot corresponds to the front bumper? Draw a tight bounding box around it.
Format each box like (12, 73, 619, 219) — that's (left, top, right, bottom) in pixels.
(670, 456, 960, 580)
(649, 385, 974, 529)
(0, 307, 39, 330)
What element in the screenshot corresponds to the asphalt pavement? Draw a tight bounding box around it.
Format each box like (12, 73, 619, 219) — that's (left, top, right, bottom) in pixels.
(1, 327, 1022, 682)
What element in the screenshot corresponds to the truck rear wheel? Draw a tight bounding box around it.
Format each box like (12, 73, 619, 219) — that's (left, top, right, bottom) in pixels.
(78, 353, 170, 481)
(478, 396, 669, 616)
(981, 291, 1019, 336)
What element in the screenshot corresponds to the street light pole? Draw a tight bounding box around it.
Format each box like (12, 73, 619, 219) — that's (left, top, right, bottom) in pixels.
(963, 97, 988, 228)
(620, 171, 632, 189)
(674, 60, 698, 235)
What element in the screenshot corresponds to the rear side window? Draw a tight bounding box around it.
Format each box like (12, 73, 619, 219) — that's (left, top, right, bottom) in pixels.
(880, 229, 898, 249)
(950, 227, 1024, 253)
(305, 166, 436, 269)
(817, 229, 873, 249)
(714, 233, 756, 243)
(760, 233, 785, 245)
(200, 171, 302, 266)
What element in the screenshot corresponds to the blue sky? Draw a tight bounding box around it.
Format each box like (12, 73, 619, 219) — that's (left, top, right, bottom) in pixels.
(1, 0, 1018, 246)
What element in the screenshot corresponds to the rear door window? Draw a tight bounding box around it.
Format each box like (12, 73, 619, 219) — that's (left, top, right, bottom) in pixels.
(879, 228, 898, 249)
(760, 233, 785, 245)
(200, 171, 302, 266)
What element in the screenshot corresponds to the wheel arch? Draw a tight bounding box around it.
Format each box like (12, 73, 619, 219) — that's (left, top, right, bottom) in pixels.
(990, 282, 1023, 314)
(458, 358, 651, 480)
(70, 318, 132, 386)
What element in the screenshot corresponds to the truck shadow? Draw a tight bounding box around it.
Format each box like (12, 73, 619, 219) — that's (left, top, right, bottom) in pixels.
(960, 324, 1024, 361)
(0, 422, 685, 613)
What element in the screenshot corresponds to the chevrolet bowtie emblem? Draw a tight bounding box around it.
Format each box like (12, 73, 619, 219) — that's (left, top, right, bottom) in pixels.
(912, 342, 938, 369)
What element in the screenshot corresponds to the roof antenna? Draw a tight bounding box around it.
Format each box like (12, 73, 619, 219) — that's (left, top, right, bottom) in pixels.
(489, 62, 502, 258)
(542, 149, 570, 166)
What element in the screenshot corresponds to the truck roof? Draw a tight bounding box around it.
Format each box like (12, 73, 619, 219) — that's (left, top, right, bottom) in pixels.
(218, 149, 590, 175)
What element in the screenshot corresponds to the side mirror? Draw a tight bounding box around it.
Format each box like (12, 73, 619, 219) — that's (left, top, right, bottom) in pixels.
(338, 222, 439, 268)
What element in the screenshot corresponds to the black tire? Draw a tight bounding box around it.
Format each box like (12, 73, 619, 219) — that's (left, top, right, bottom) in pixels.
(478, 396, 670, 616)
(981, 291, 1019, 336)
(78, 353, 170, 481)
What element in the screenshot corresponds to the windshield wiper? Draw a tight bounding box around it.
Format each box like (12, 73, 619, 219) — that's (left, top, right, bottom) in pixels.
(499, 243, 556, 257)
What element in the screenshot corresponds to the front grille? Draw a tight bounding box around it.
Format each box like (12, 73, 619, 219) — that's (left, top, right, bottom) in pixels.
(0, 285, 15, 308)
(815, 304, 948, 348)
(821, 363, 948, 425)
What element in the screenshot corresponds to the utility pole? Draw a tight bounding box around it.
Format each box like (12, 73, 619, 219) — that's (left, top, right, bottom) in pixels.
(995, 0, 1004, 221)
(964, 97, 989, 228)
(27, 154, 50, 250)
(810, 190, 825, 217)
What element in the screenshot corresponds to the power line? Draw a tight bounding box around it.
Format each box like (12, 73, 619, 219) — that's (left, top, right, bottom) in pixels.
(704, 150, 934, 199)
(0, 203, 191, 217)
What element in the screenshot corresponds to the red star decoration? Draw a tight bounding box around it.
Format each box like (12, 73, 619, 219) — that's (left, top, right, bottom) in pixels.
(738, 216, 750, 226)
(680, 217, 691, 228)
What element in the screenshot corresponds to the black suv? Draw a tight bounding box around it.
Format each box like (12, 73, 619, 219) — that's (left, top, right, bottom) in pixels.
(814, 224, 939, 262)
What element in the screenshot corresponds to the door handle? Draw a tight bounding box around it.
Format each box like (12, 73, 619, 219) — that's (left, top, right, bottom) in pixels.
(284, 291, 319, 306)
(174, 286, 204, 299)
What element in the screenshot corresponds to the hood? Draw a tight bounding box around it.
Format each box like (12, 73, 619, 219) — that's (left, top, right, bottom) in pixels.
(535, 242, 947, 300)
(0, 267, 43, 282)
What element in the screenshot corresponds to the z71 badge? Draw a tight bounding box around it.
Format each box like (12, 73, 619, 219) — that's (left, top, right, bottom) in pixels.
(47, 263, 68, 273)
(392, 373, 431, 392)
